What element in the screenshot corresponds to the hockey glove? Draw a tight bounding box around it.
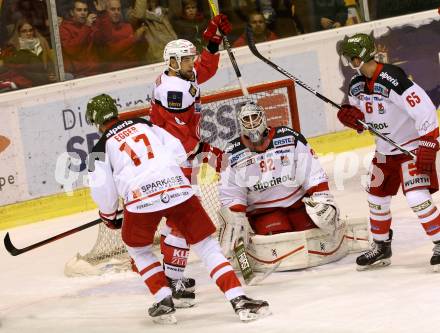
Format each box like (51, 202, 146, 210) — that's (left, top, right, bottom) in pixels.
(99, 210, 123, 230)
(203, 14, 232, 45)
(337, 104, 365, 132)
(302, 192, 343, 235)
(213, 13, 232, 35)
(218, 206, 252, 258)
(416, 136, 439, 174)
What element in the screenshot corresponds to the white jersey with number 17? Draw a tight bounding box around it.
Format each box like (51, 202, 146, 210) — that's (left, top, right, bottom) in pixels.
(88, 118, 194, 215)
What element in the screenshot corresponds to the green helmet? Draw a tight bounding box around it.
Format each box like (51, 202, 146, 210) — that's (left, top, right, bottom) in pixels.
(340, 33, 376, 64)
(86, 94, 118, 127)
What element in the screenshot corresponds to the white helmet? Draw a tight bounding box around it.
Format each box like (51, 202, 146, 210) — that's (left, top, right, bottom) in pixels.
(238, 102, 268, 144)
(163, 39, 197, 71)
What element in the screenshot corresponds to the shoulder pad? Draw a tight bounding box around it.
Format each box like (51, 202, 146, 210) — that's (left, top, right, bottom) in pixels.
(273, 126, 307, 147)
(134, 117, 153, 127)
(224, 137, 245, 155)
(377, 64, 413, 95)
(91, 134, 106, 154)
(348, 75, 366, 97)
(89, 135, 107, 172)
(104, 119, 135, 139)
(224, 138, 249, 167)
(155, 74, 162, 87)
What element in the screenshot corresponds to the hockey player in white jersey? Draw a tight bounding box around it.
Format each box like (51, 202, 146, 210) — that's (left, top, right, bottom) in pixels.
(218, 102, 357, 271)
(338, 33, 440, 270)
(148, 14, 231, 304)
(86, 94, 269, 324)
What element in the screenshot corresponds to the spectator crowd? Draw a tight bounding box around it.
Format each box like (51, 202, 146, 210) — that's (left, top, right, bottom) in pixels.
(0, 0, 438, 92)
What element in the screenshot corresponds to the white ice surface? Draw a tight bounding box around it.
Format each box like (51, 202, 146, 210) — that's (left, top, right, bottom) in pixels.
(1, 146, 440, 333)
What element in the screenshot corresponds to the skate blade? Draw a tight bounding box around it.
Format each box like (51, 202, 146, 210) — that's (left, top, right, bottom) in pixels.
(151, 313, 177, 325)
(238, 306, 271, 322)
(185, 286, 195, 293)
(173, 298, 196, 308)
(432, 264, 439, 273)
(356, 259, 391, 271)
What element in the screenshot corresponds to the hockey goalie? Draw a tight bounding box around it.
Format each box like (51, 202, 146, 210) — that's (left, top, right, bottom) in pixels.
(218, 102, 369, 272)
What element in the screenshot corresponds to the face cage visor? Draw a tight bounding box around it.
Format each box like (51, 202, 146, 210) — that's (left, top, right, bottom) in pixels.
(240, 112, 267, 144)
(341, 54, 365, 75)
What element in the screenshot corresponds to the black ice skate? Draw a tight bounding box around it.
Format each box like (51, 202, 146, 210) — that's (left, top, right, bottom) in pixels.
(148, 295, 177, 325)
(167, 277, 196, 308)
(230, 295, 271, 321)
(431, 240, 440, 272)
(356, 229, 393, 271)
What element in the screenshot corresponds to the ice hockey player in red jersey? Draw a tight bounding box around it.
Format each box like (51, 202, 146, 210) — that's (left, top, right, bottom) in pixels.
(86, 94, 270, 324)
(218, 102, 346, 265)
(149, 14, 231, 304)
(338, 33, 440, 271)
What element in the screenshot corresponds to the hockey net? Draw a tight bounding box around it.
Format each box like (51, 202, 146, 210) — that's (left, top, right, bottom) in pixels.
(64, 79, 299, 276)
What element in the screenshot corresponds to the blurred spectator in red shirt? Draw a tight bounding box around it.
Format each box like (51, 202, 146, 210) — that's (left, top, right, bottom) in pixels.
(0, 44, 33, 89)
(95, 0, 145, 72)
(59, 0, 101, 78)
(233, 12, 278, 47)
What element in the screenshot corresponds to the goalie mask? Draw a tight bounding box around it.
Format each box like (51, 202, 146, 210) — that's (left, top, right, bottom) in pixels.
(86, 94, 118, 129)
(339, 33, 376, 74)
(163, 39, 197, 72)
(238, 102, 268, 145)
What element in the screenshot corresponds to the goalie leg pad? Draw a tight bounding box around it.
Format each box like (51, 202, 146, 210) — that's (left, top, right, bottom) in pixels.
(344, 217, 370, 252)
(246, 227, 348, 272)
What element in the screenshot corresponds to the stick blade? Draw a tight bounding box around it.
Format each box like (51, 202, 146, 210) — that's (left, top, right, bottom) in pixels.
(4, 232, 21, 256)
(247, 261, 281, 286)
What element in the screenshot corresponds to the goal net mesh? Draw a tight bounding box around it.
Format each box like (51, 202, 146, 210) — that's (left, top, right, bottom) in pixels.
(64, 80, 298, 276)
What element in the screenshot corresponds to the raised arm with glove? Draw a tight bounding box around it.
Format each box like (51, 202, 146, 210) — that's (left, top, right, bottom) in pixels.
(203, 13, 232, 53)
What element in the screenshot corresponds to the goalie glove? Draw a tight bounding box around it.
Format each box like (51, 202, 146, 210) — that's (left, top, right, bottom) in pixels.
(99, 210, 123, 230)
(218, 206, 253, 258)
(302, 192, 342, 235)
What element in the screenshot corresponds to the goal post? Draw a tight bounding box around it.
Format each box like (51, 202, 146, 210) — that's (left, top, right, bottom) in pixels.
(64, 79, 299, 277)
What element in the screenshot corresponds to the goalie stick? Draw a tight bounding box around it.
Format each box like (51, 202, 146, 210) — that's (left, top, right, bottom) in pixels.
(234, 237, 281, 285)
(4, 214, 122, 256)
(206, 0, 270, 284)
(245, 27, 415, 159)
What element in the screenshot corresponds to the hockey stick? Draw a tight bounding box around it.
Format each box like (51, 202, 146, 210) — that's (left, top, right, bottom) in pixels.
(218, 212, 262, 285)
(248, 261, 281, 286)
(206, 0, 267, 284)
(234, 237, 281, 285)
(233, 238, 255, 283)
(245, 27, 416, 159)
(207, 0, 249, 96)
(4, 214, 122, 256)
